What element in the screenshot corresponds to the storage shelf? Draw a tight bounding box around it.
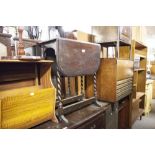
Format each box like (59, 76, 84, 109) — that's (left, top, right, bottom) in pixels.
(98, 40, 131, 47)
(134, 68, 146, 71)
(135, 92, 145, 100)
(135, 41, 147, 50)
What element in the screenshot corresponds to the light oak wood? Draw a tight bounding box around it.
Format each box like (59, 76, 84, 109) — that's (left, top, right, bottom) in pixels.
(96, 58, 133, 102)
(131, 40, 147, 125)
(0, 60, 57, 128)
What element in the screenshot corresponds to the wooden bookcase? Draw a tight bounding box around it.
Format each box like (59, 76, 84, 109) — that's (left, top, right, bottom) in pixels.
(131, 40, 147, 125)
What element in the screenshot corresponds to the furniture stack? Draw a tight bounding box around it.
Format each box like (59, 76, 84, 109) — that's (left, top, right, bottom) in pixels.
(91, 26, 133, 128)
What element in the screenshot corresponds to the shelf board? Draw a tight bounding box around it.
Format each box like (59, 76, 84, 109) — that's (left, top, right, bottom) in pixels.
(134, 40, 147, 50)
(98, 40, 131, 47)
(133, 84, 137, 87)
(135, 53, 146, 59)
(133, 92, 145, 102)
(134, 68, 146, 71)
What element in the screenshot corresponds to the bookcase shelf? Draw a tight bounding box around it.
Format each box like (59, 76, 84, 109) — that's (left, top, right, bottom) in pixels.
(131, 40, 147, 125)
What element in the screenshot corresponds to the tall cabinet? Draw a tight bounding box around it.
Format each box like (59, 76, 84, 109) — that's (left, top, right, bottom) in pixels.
(131, 40, 147, 125)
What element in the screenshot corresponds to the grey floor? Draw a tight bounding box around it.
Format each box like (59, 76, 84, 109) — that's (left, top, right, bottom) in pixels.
(132, 99, 155, 129)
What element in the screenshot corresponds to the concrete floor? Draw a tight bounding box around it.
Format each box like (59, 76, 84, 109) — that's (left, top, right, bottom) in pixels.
(132, 99, 155, 129)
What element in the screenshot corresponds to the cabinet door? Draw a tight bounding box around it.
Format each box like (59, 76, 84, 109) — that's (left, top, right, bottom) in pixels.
(118, 100, 130, 129)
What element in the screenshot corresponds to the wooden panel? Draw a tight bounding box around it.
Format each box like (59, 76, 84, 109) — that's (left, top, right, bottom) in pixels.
(85, 75, 94, 98)
(0, 80, 35, 91)
(70, 77, 76, 96)
(77, 76, 81, 95)
(97, 58, 117, 102)
(152, 80, 155, 99)
(117, 60, 133, 81)
(118, 99, 130, 129)
(119, 46, 130, 59)
(0, 86, 41, 100)
(132, 99, 141, 124)
(40, 63, 53, 88)
(0, 63, 35, 82)
(151, 64, 155, 75)
(137, 70, 146, 92)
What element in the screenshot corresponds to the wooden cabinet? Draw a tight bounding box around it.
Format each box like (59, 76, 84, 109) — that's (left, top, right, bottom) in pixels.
(131, 40, 147, 125)
(144, 80, 153, 115)
(96, 58, 133, 102)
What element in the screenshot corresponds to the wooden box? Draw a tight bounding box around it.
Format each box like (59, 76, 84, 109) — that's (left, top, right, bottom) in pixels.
(0, 60, 56, 128)
(97, 58, 133, 102)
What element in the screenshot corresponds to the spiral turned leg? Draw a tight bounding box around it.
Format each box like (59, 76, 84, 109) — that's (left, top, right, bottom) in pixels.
(57, 67, 68, 123)
(93, 73, 101, 107)
(81, 76, 84, 98)
(68, 77, 71, 96)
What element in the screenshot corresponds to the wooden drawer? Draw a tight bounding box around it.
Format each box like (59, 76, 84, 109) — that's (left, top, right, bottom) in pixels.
(76, 113, 106, 129)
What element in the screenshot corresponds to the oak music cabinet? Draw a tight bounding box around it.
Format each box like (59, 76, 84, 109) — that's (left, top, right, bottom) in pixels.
(91, 26, 133, 129)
